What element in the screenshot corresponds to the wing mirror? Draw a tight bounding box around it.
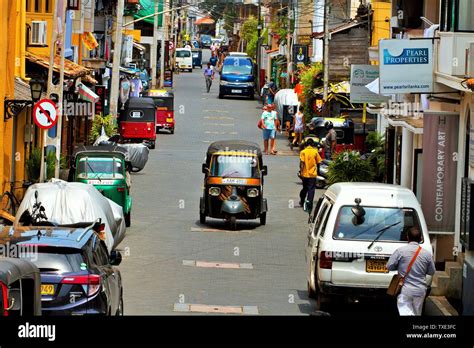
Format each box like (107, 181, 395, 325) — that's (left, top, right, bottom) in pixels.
(261, 165, 268, 176)
(351, 198, 366, 226)
(110, 250, 122, 266)
(202, 164, 209, 174)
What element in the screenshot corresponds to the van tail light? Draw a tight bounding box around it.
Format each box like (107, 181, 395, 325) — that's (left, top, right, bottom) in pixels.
(61, 274, 101, 297)
(117, 187, 126, 192)
(319, 251, 333, 269)
(1, 282, 8, 316)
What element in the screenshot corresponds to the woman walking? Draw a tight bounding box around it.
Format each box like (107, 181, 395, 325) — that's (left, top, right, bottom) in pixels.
(292, 106, 305, 147)
(259, 104, 280, 155)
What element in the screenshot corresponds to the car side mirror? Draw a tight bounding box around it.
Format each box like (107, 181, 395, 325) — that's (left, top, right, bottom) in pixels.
(202, 164, 209, 174)
(110, 250, 122, 266)
(261, 165, 268, 176)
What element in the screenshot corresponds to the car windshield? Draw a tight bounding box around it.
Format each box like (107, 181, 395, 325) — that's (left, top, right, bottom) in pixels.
(18, 247, 86, 273)
(176, 50, 191, 58)
(333, 206, 422, 242)
(77, 157, 124, 179)
(211, 155, 259, 178)
(222, 58, 252, 75)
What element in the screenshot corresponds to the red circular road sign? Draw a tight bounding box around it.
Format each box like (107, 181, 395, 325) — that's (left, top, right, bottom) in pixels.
(169, 41, 175, 51)
(32, 99, 58, 130)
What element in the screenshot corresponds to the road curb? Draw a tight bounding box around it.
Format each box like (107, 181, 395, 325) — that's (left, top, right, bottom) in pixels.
(425, 296, 459, 316)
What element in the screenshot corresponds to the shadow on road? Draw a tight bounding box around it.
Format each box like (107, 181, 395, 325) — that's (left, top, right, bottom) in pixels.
(193, 219, 263, 232)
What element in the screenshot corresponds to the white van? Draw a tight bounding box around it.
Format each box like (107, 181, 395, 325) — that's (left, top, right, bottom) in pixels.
(306, 183, 433, 309)
(175, 48, 193, 72)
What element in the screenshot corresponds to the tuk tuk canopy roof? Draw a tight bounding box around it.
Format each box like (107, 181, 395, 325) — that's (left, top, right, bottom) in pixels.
(0, 258, 39, 286)
(72, 145, 129, 161)
(206, 140, 263, 166)
(124, 97, 157, 110)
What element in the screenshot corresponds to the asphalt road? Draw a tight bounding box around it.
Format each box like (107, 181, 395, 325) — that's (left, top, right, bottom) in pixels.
(119, 50, 398, 316)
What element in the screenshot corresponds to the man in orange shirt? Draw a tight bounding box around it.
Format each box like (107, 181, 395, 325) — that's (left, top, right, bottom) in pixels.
(299, 138, 322, 212)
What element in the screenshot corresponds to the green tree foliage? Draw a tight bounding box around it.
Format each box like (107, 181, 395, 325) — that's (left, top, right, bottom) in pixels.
(89, 114, 117, 144)
(327, 150, 375, 184)
(365, 132, 386, 182)
(298, 63, 323, 121)
(241, 17, 258, 58)
(26, 148, 56, 182)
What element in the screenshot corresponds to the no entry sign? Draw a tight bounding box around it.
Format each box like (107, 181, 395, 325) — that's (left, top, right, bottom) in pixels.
(33, 99, 58, 129)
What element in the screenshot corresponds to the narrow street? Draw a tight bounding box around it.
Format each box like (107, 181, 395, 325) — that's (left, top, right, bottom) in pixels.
(120, 50, 311, 315)
(120, 50, 397, 316)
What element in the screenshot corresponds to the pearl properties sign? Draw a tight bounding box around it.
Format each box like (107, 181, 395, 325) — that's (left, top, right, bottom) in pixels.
(379, 39, 434, 94)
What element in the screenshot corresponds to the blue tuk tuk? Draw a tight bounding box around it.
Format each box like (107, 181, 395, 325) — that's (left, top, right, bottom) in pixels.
(192, 49, 202, 69)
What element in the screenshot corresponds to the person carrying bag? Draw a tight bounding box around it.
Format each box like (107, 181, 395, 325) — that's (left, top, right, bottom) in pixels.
(386, 227, 436, 316)
(387, 246, 422, 297)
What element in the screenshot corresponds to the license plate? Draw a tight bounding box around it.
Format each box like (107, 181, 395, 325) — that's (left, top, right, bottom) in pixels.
(166, 118, 174, 123)
(222, 178, 246, 185)
(41, 284, 55, 295)
(87, 180, 114, 185)
(366, 259, 388, 273)
(231, 89, 242, 93)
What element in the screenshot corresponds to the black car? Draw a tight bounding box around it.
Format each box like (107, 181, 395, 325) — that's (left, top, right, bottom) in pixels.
(0, 223, 123, 316)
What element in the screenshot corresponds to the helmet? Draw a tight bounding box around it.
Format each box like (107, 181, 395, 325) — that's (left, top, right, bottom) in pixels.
(324, 120, 334, 130)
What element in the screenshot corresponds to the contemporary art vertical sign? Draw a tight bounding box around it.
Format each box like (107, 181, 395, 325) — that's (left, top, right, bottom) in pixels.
(421, 111, 459, 232)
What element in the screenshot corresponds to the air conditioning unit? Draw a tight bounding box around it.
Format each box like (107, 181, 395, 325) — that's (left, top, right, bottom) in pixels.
(31, 21, 47, 46)
(466, 42, 474, 77)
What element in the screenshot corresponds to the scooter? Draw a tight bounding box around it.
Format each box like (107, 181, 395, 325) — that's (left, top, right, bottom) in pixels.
(316, 159, 331, 189)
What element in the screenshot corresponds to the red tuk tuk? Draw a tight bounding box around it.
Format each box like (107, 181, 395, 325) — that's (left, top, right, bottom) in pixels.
(119, 97, 157, 149)
(147, 89, 175, 134)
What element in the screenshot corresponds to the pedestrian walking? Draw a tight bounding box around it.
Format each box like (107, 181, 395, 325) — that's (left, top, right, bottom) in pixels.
(323, 121, 337, 160)
(292, 106, 305, 146)
(299, 138, 322, 212)
(267, 80, 277, 105)
(386, 227, 436, 316)
(259, 104, 280, 155)
(203, 63, 214, 93)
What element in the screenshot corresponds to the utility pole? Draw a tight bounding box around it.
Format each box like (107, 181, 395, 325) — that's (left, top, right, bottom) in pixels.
(151, 0, 160, 88)
(109, 0, 125, 121)
(323, 0, 330, 100)
(40, 0, 67, 181)
(286, 0, 292, 87)
(256, 0, 262, 93)
(160, 0, 169, 87)
(171, 1, 176, 71)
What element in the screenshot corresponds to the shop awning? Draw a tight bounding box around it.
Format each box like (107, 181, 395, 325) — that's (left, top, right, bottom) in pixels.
(132, 0, 164, 26)
(386, 116, 424, 134)
(25, 51, 97, 84)
(312, 20, 368, 39)
(313, 81, 350, 94)
(195, 17, 215, 25)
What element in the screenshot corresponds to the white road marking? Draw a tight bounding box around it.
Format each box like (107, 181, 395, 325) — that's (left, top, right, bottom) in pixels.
(182, 260, 254, 269)
(173, 303, 259, 315)
(190, 227, 252, 233)
(204, 123, 235, 126)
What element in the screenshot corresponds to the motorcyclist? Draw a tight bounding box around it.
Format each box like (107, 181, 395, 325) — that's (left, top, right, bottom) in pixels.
(323, 121, 337, 160)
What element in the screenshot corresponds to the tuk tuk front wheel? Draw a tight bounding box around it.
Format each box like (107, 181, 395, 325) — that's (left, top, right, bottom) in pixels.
(260, 212, 267, 226)
(125, 212, 131, 227)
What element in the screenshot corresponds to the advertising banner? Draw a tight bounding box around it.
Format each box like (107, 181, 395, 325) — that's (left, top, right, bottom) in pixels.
(350, 65, 390, 103)
(379, 39, 433, 94)
(421, 111, 459, 232)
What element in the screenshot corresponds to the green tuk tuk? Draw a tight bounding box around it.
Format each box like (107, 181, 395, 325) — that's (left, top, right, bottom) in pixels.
(69, 145, 132, 227)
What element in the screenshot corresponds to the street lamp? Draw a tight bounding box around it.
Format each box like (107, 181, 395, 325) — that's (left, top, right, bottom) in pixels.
(29, 78, 44, 103)
(4, 78, 44, 121)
